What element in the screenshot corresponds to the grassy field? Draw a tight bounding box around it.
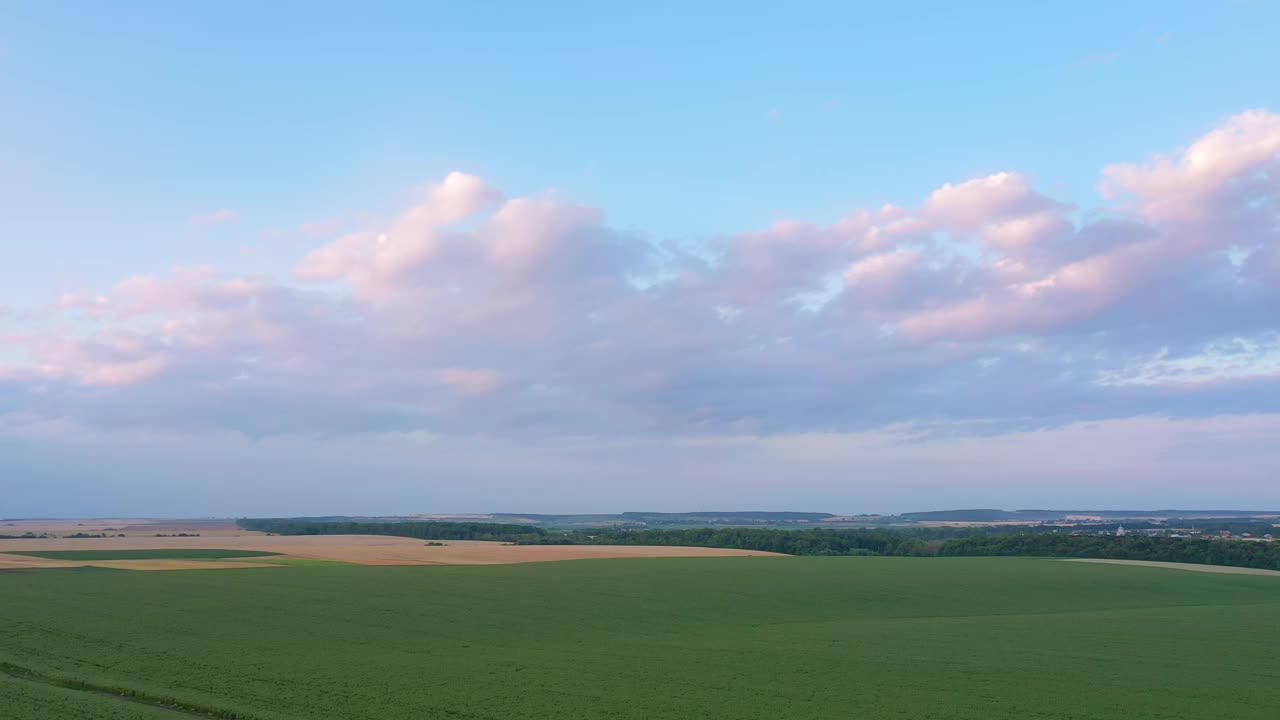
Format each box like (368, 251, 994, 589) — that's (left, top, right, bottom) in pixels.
(2, 549, 281, 561)
(1, 557, 1278, 719)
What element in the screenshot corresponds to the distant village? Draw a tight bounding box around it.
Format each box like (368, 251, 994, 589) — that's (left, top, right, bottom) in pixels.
(1071, 525, 1276, 541)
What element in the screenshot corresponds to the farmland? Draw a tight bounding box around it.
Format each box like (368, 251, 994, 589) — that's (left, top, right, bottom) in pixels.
(2, 557, 1279, 719)
(0, 518, 259, 538)
(4, 549, 281, 561)
(0, 535, 783, 569)
(0, 672, 179, 720)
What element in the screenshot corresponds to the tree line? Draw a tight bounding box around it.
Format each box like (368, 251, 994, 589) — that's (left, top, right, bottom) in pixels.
(520, 527, 942, 556)
(237, 519, 549, 542)
(235, 519, 1280, 571)
(937, 533, 1280, 570)
(537, 528, 1280, 569)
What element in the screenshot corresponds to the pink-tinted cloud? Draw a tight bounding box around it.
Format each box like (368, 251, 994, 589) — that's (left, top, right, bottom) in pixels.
(1100, 109, 1280, 224)
(981, 210, 1073, 252)
(296, 172, 505, 293)
(438, 368, 504, 395)
(925, 172, 1066, 231)
(843, 250, 935, 309)
(3, 111, 1279, 439)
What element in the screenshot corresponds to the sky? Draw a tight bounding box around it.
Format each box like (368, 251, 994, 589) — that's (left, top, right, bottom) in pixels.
(2, 2, 1280, 517)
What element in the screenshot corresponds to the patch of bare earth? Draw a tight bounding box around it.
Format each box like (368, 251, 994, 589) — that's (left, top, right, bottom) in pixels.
(1062, 558, 1280, 576)
(0, 535, 785, 567)
(0, 554, 81, 570)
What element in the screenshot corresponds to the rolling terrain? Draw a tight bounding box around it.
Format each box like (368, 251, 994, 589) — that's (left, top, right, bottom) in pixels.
(2, 557, 1278, 719)
(0, 535, 782, 570)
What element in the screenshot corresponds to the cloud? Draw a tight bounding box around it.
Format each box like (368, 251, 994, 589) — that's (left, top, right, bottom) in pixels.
(190, 209, 240, 227)
(1100, 109, 1280, 223)
(3, 111, 1279, 440)
(438, 368, 504, 395)
(295, 172, 506, 292)
(980, 211, 1073, 252)
(925, 172, 1066, 231)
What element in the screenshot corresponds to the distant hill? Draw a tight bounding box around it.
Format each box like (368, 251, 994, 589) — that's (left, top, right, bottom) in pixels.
(621, 511, 834, 521)
(900, 509, 1280, 523)
(899, 509, 1028, 522)
(237, 509, 1280, 530)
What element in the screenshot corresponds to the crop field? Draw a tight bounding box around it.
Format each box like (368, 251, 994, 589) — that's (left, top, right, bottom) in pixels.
(0, 672, 180, 720)
(0, 534, 783, 566)
(1, 557, 1278, 719)
(3, 549, 282, 561)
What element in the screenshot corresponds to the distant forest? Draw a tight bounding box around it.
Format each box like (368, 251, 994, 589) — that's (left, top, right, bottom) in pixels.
(526, 527, 941, 556)
(237, 518, 1280, 571)
(237, 519, 549, 542)
(939, 534, 1280, 570)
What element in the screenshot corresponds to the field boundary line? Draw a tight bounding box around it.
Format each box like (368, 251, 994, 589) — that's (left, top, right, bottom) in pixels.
(0, 661, 279, 720)
(1059, 558, 1280, 576)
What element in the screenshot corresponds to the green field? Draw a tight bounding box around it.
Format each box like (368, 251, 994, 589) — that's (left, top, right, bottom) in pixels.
(0, 673, 180, 720)
(2, 549, 281, 561)
(1, 557, 1278, 719)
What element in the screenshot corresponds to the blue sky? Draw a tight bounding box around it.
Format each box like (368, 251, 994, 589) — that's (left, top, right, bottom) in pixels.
(5, 1, 1277, 296)
(2, 2, 1280, 516)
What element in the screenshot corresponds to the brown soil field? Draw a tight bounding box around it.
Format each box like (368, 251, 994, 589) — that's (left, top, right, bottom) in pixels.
(1062, 558, 1280, 576)
(0, 554, 81, 570)
(0, 534, 785, 569)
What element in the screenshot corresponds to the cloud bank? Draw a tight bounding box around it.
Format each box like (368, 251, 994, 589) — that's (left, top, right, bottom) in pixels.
(3, 111, 1279, 441)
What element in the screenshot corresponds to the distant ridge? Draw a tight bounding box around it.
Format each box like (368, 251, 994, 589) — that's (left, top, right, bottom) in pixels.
(901, 509, 1280, 522)
(620, 511, 834, 521)
(225, 509, 1280, 530)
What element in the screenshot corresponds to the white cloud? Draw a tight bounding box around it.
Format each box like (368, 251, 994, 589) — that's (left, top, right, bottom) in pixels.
(3, 111, 1279, 440)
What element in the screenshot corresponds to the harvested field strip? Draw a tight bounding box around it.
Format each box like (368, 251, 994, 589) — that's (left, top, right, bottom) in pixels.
(4, 549, 281, 561)
(1062, 558, 1280, 576)
(0, 535, 784, 565)
(0, 662, 259, 720)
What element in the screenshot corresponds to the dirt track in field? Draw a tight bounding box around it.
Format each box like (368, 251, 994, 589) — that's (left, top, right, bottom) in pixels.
(1063, 558, 1280, 576)
(0, 534, 784, 569)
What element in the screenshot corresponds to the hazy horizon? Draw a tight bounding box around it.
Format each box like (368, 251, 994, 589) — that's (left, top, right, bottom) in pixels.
(8, 507, 1280, 523)
(4, 3, 1280, 517)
